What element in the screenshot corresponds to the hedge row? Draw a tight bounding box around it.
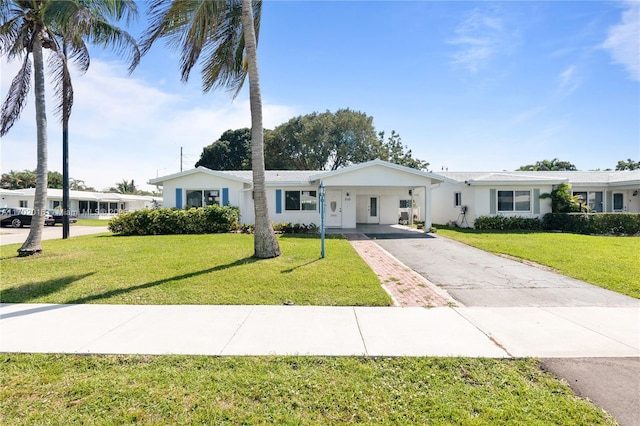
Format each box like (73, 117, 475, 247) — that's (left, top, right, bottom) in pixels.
(473, 216, 543, 231)
(107, 206, 239, 236)
(542, 213, 640, 235)
(239, 222, 318, 235)
(472, 213, 640, 235)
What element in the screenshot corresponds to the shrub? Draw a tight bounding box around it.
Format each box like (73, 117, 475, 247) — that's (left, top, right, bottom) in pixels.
(108, 206, 239, 236)
(542, 213, 640, 235)
(474, 216, 543, 231)
(239, 222, 319, 235)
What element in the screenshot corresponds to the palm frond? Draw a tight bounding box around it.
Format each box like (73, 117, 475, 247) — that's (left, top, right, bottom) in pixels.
(47, 43, 74, 124)
(1, 54, 31, 136)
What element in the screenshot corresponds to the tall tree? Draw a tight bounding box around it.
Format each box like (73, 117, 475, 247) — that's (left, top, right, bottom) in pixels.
(0, 0, 139, 256)
(615, 158, 640, 171)
(264, 109, 380, 170)
(377, 130, 429, 170)
(516, 158, 577, 171)
(142, 0, 280, 258)
(195, 128, 252, 170)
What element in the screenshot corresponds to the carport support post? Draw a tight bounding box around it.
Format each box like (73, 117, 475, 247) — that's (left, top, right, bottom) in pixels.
(319, 181, 326, 258)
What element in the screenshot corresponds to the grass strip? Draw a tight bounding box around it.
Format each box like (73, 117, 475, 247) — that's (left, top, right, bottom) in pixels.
(435, 227, 640, 299)
(0, 354, 615, 425)
(0, 234, 391, 306)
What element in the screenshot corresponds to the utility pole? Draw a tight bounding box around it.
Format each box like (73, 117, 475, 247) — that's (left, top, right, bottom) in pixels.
(180, 146, 183, 172)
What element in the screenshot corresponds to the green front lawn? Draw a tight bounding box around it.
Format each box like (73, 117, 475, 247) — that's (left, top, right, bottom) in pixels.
(75, 218, 110, 226)
(0, 354, 615, 425)
(0, 234, 391, 306)
(435, 227, 640, 299)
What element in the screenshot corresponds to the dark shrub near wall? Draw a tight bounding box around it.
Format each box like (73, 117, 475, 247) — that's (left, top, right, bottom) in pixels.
(542, 213, 640, 235)
(473, 216, 543, 231)
(108, 206, 239, 235)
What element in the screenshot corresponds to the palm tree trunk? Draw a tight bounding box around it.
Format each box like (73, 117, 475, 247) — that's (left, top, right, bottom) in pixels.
(18, 34, 47, 256)
(241, 0, 280, 259)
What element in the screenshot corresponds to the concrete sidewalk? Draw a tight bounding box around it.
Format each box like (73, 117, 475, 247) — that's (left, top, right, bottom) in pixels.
(1, 303, 638, 358)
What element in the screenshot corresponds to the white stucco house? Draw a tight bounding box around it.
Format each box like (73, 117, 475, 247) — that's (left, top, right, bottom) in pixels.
(431, 170, 640, 227)
(0, 188, 161, 219)
(148, 159, 444, 229)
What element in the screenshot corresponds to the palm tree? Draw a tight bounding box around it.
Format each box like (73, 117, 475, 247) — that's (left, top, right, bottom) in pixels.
(0, 0, 139, 256)
(141, 0, 280, 259)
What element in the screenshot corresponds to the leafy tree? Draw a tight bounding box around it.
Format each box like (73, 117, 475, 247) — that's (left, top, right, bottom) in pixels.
(377, 130, 429, 170)
(195, 128, 252, 170)
(615, 158, 640, 171)
(0, 169, 37, 189)
(142, 0, 280, 259)
(517, 158, 577, 171)
(540, 183, 584, 213)
(47, 171, 63, 189)
(264, 109, 380, 170)
(0, 0, 139, 256)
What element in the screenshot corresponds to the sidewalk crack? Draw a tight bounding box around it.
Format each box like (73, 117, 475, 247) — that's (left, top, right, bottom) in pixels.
(219, 306, 255, 355)
(352, 308, 369, 357)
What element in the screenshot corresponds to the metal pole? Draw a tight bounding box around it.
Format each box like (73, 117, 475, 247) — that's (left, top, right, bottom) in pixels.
(62, 44, 70, 239)
(320, 181, 325, 258)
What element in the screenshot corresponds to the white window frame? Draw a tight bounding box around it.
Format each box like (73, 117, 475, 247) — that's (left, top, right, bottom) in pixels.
(497, 190, 531, 212)
(573, 191, 603, 212)
(186, 189, 220, 208)
(285, 190, 317, 211)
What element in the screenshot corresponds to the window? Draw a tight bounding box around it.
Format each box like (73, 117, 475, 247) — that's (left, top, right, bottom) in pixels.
(52, 200, 61, 208)
(399, 199, 412, 208)
(613, 193, 624, 211)
(454, 192, 462, 207)
(19, 200, 28, 208)
(285, 190, 317, 211)
(573, 191, 603, 212)
(497, 190, 530, 212)
(186, 189, 220, 208)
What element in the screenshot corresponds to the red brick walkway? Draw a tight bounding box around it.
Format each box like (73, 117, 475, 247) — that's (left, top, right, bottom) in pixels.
(345, 234, 459, 308)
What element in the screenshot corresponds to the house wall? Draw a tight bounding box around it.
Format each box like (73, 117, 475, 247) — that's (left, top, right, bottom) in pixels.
(431, 181, 472, 226)
(431, 182, 555, 227)
(161, 173, 247, 215)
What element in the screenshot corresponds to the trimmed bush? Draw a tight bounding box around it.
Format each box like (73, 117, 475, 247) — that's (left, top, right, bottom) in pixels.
(108, 206, 239, 236)
(238, 222, 319, 235)
(542, 213, 640, 235)
(474, 216, 543, 231)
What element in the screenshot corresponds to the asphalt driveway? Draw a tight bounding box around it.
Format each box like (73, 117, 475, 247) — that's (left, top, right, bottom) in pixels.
(368, 229, 640, 426)
(371, 232, 639, 308)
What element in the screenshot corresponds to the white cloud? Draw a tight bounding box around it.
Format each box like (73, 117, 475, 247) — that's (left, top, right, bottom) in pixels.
(1, 57, 297, 192)
(558, 65, 580, 96)
(448, 6, 517, 72)
(601, 0, 640, 81)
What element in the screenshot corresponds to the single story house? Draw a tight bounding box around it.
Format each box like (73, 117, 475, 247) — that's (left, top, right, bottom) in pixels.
(431, 170, 640, 227)
(0, 188, 161, 219)
(149, 159, 445, 229)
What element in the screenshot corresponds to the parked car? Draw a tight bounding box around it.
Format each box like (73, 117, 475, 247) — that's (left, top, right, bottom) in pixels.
(0, 208, 55, 228)
(46, 209, 78, 226)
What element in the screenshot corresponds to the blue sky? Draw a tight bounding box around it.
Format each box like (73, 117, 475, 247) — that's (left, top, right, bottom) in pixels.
(1, 0, 639, 191)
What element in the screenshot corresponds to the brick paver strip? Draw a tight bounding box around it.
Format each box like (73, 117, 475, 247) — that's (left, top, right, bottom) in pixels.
(344, 233, 459, 308)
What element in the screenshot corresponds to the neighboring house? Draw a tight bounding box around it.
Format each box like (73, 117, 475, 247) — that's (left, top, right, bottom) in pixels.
(148, 159, 444, 229)
(432, 170, 640, 227)
(0, 188, 161, 219)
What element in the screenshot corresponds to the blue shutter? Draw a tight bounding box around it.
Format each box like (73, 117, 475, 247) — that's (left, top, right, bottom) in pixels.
(176, 188, 183, 209)
(275, 189, 282, 214)
(533, 189, 540, 214)
(222, 187, 229, 206)
(489, 189, 496, 214)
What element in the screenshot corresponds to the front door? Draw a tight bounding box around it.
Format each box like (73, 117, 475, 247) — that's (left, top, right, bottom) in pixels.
(326, 190, 342, 227)
(367, 196, 379, 224)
